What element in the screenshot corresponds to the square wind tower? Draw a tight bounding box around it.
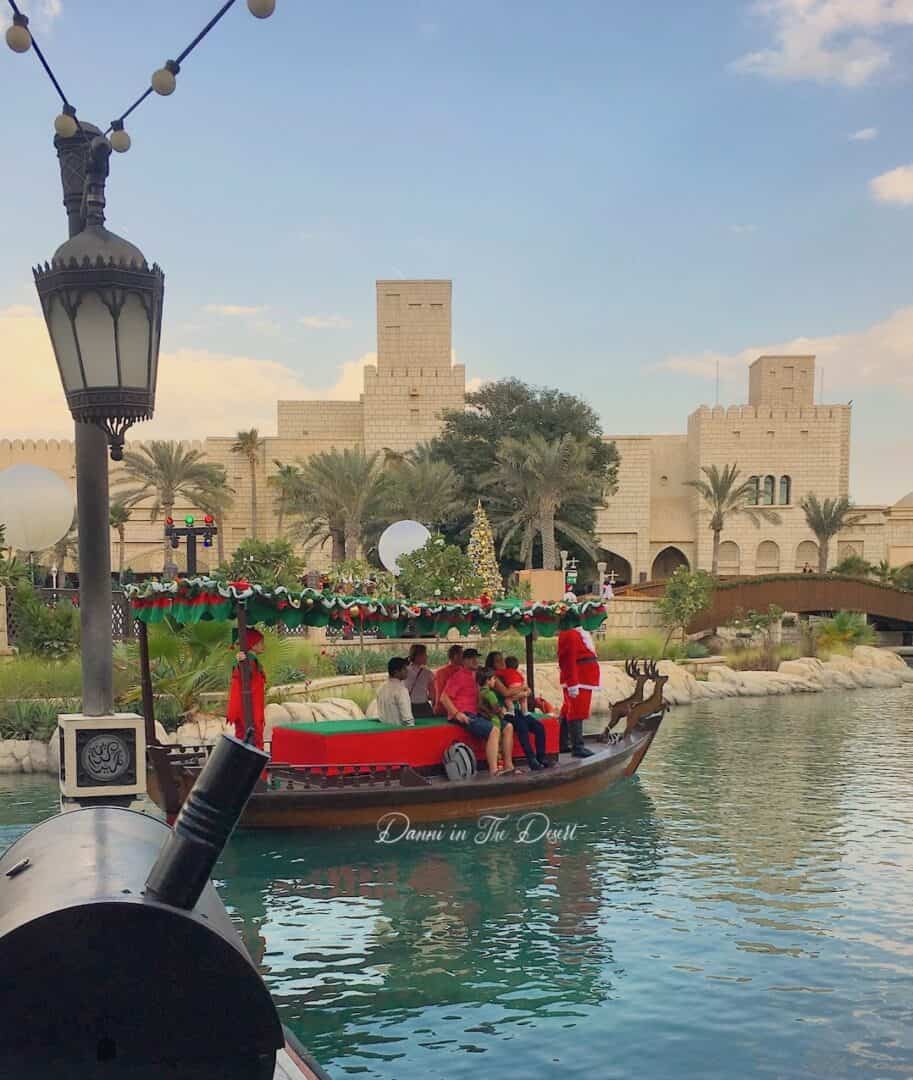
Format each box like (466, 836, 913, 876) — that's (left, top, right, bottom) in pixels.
(749, 355, 815, 407)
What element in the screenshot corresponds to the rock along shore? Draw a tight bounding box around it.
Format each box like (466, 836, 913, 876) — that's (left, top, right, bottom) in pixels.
(2, 647, 910, 775)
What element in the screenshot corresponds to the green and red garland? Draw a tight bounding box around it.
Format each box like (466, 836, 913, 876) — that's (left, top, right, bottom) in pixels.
(125, 577, 607, 638)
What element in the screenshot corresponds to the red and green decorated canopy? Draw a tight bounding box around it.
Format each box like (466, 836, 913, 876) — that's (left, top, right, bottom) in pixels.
(125, 577, 607, 638)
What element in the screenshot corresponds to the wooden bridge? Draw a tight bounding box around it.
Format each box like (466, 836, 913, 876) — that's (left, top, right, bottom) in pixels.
(619, 574, 913, 633)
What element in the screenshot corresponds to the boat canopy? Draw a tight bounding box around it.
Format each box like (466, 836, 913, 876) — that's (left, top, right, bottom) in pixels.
(125, 577, 608, 638)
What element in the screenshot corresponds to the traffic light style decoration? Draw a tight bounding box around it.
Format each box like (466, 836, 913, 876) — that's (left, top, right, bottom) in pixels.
(163, 514, 218, 573)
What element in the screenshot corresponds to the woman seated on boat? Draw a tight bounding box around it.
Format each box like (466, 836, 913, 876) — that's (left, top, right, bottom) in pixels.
(477, 668, 517, 775)
(486, 651, 550, 771)
(439, 649, 507, 776)
(376, 657, 415, 727)
(404, 643, 435, 718)
(432, 643, 464, 712)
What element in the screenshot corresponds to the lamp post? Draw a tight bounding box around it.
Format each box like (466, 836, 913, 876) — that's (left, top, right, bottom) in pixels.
(35, 122, 164, 716)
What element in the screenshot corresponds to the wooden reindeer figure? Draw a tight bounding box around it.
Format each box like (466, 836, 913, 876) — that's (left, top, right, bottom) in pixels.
(604, 659, 652, 736)
(621, 660, 669, 736)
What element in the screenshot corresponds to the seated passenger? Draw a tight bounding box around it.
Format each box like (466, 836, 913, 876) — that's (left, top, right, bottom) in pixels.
(433, 643, 464, 713)
(477, 668, 516, 775)
(375, 657, 414, 727)
(439, 649, 503, 775)
(496, 654, 550, 772)
(405, 643, 436, 717)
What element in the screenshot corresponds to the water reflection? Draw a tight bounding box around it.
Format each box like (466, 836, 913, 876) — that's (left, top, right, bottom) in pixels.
(3, 688, 912, 1079)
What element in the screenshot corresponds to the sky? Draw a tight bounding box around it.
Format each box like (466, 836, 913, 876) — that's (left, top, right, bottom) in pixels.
(1, 0, 912, 503)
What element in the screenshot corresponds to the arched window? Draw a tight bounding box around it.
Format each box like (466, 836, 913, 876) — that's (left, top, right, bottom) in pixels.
(760, 475, 775, 506)
(779, 476, 791, 505)
(795, 540, 818, 572)
(718, 541, 740, 576)
(756, 540, 780, 573)
(748, 476, 760, 505)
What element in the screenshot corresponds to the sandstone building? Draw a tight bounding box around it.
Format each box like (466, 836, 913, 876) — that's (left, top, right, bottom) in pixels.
(0, 280, 909, 581)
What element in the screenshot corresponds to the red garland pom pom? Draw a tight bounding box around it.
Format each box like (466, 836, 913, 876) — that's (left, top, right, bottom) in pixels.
(229, 579, 250, 591)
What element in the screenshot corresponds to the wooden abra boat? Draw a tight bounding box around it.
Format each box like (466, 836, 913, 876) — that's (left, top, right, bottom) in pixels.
(129, 580, 666, 829)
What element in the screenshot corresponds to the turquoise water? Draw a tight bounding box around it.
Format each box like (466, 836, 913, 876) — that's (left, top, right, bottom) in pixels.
(3, 688, 913, 1078)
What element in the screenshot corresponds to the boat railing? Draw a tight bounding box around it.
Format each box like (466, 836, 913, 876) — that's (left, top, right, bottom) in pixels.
(267, 762, 431, 790)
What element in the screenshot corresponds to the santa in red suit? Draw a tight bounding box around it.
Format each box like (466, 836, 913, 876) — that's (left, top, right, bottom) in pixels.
(557, 624, 599, 758)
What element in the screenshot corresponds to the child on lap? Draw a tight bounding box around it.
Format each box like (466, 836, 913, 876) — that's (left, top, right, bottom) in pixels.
(477, 669, 516, 774)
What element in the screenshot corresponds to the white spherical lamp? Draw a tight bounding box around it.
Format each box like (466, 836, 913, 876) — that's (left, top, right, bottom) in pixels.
(5, 14, 31, 52)
(109, 122, 131, 153)
(0, 466, 74, 553)
(378, 520, 432, 576)
(54, 109, 78, 138)
(151, 61, 179, 96)
(247, 0, 276, 17)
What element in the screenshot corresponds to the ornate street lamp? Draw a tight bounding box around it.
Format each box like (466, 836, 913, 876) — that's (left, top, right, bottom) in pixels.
(34, 129, 164, 461)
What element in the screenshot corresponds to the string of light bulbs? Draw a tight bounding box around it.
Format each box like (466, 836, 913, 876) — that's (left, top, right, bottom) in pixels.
(4, 0, 276, 153)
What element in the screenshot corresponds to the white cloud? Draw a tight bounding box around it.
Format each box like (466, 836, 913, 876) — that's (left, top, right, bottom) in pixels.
(731, 0, 913, 87)
(299, 315, 352, 329)
(849, 126, 879, 141)
(0, 304, 376, 441)
(870, 163, 913, 204)
(655, 305, 913, 502)
(203, 304, 268, 317)
(656, 305, 913, 396)
(730, 223, 759, 234)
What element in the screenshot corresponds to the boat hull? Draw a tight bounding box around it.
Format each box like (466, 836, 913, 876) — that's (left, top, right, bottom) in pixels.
(147, 717, 663, 829)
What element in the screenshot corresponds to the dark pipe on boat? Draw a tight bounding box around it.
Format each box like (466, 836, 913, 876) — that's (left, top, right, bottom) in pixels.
(145, 733, 269, 910)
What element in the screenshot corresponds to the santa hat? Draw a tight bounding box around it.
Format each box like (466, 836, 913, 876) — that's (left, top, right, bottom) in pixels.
(232, 627, 264, 649)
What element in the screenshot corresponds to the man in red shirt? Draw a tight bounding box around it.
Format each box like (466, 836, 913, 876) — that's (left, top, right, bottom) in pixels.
(439, 649, 502, 775)
(432, 643, 464, 713)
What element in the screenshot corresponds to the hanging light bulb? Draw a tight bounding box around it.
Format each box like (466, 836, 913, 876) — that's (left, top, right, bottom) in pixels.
(109, 119, 131, 153)
(5, 13, 31, 52)
(53, 105, 78, 139)
(247, 0, 276, 17)
(151, 59, 180, 96)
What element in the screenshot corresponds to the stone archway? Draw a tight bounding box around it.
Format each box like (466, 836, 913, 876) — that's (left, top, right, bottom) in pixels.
(652, 546, 690, 581)
(597, 550, 633, 586)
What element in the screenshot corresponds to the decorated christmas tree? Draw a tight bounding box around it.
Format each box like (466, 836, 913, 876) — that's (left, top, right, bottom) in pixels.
(468, 501, 504, 599)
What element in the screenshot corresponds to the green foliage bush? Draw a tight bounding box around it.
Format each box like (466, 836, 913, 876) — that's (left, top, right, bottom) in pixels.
(397, 535, 484, 600)
(332, 645, 450, 676)
(0, 698, 79, 741)
(724, 644, 799, 671)
(815, 611, 875, 651)
(11, 586, 80, 657)
(217, 538, 304, 588)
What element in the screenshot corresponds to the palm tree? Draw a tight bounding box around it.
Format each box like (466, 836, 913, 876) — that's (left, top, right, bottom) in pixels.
(115, 441, 225, 561)
(231, 429, 265, 540)
(190, 468, 234, 566)
(686, 464, 781, 576)
(385, 449, 463, 529)
(800, 494, 864, 574)
(267, 461, 302, 537)
(289, 448, 387, 563)
(485, 434, 600, 569)
(109, 501, 131, 583)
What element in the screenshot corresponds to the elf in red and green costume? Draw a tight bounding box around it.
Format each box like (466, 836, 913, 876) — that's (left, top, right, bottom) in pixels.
(227, 627, 267, 749)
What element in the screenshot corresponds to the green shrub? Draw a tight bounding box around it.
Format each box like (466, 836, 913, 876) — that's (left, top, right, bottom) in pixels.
(11, 586, 80, 657)
(724, 644, 800, 671)
(0, 698, 79, 740)
(685, 641, 710, 659)
(0, 655, 84, 700)
(331, 645, 450, 676)
(816, 611, 874, 651)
